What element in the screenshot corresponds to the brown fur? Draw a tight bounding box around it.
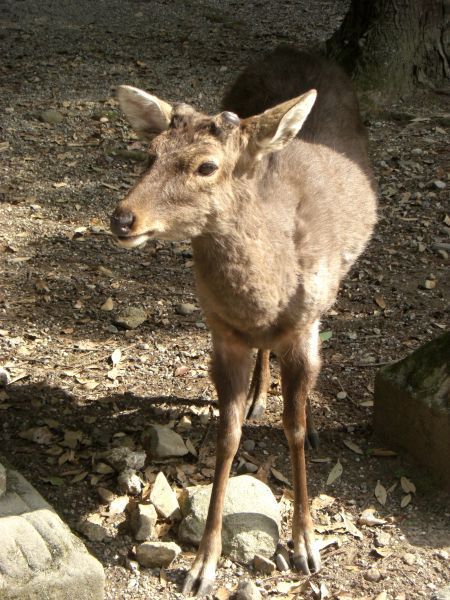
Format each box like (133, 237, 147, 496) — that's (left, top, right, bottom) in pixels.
(111, 47, 377, 596)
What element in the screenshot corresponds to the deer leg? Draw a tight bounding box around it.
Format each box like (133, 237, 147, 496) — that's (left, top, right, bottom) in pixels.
(246, 349, 270, 420)
(183, 331, 251, 597)
(279, 320, 321, 574)
(305, 398, 320, 449)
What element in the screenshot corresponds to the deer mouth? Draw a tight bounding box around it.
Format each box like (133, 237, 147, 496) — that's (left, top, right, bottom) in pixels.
(115, 232, 153, 248)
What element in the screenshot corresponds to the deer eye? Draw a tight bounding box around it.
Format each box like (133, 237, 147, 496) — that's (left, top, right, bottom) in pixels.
(197, 161, 218, 176)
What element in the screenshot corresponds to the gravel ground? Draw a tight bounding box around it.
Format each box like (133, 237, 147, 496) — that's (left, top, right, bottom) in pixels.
(0, 1, 449, 599)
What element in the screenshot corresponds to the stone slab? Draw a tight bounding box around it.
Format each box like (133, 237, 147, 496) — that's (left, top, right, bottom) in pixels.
(0, 457, 105, 600)
(374, 333, 450, 491)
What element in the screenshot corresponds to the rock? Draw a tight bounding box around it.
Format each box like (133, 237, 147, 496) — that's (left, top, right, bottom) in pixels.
(364, 567, 382, 583)
(131, 503, 158, 541)
(235, 580, 262, 600)
(432, 180, 446, 190)
(0, 459, 104, 599)
(39, 109, 64, 124)
(143, 424, 188, 458)
(117, 469, 142, 495)
(435, 549, 449, 560)
(374, 530, 391, 547)
(179, 475, 280, 563)
(177, 415, 192, 432)
(374, 333, 450, 491)
(275, 545, 290, 571)
(242, 439, 256, 452)
(97, 487, 115, 503)
(149, 472, 180, 519)
(105, 447, 146, 472)
(402, 552, 415, 565)
(135, 541, 181, 568)
(432, 585, 450, 600)
(175, 302, 197, 316)
(253, 553, 276, 574)
(109, 496, 129, 515)
(78, 514, 108, 542)
(113, 307, 147, 329)
(0, 367, 11, 386)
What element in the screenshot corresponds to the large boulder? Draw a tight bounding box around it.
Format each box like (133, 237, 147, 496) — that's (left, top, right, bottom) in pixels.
(374, 332, 450, 490)
(179, 474, 280, 562)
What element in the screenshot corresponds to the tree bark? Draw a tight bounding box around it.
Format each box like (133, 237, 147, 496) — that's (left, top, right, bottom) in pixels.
(327, 0, 449, 102)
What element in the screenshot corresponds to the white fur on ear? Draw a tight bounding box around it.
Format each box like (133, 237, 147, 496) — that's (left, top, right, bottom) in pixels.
(256, 89, 317, 153)
(117, 85, 173, 138)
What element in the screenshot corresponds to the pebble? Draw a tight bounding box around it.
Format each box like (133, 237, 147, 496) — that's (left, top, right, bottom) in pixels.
(117, 469, 143, 495)
(113, 307, 147, 329)
(175, 302, 197, 316)
(432, 180, 446, 190)
(435, 549, 449, 560)
(106, 447, 146, 472)
(78, 514, 108, 542)
(374, 530, 391, 547)
(40, 109, 64, 124)
(253, 554, 276, 575)
(235, 580, 262, 600)
(0, 367, 11, 386)
(364, 567, 382, 582)
(402, 552, 416, 565)
(135, 541, 181, 568)
(132, 503, 158, 541)
(337, 391, 347, 400)
(275, 552, 290, 572)
(242, 439, 256, 452)
(149, 471, 181, 519)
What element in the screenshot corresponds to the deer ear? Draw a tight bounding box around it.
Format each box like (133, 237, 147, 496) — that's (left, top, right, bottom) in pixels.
(117, 85, 173, 140)
(252, 89, 317, 154)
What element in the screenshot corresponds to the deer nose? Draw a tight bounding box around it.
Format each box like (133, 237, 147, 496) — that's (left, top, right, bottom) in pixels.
(110, 209, 135, 237)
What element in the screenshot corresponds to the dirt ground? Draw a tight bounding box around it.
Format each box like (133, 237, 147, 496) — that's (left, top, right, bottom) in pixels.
(0, 0, 449, 599)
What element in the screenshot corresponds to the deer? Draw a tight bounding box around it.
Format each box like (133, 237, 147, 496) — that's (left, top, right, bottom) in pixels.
(110, 46, 377, 597)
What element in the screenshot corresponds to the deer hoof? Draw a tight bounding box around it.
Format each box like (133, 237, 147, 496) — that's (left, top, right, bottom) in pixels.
(182, 573, 214, 597)
(247, 401, 266, 420)
(293, 547, 321, 575)
(305, 429, 320, 450)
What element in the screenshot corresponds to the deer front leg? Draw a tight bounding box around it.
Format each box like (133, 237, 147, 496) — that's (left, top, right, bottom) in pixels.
(279, 321, 321, 574)
(183, 332, 251, 597)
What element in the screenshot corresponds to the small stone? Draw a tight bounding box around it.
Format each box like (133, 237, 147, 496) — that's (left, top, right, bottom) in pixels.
(132, 503, 158, 541)
(97, 487, 114, 503)
(236, 580, 262, 600)
(253, 554, 276, 575)
(242, 439, 256, 452)
(135, 541, 181, 568)
(275, 552, 290, 572)
(177, 415, 192, 432)
(109, 495, 129, 515)
(402, 552, 416, 565)
(175, 302, 197, 316)
(374, 530, 391, 547)
(143, 424, 188, 458)
(364, 567, 382, 582)
(432, 180, 446, 190)
(105, 447, 146, 472)
(149, 472, 180, 519)
(78, 514, 108, 542)
(435, 549, 449, 560)
(243, 462, 258, 474)
(0, 367, 11, 386)
(432, 585, 450, 600)
(113, 307, 147, 329)
(40, 109, 64, 124)
(117, 469, 142, 495)
(337, 391, 347, 400)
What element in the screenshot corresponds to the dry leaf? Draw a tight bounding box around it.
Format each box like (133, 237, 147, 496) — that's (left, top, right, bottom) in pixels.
(358, 508, 386, 527)
(185, 438, 197, 457)
(214, 587, 231, 600)
(276, 581, 302, 594)
(315, 535, 340, 551)
(341, 512, 363, 539)
(312, 494, 336, 511)
(371, 448, 397, 457)
(19, 426, 53, 445)
(271, 467, 291, 486)
(400, 476, 416, 494)
(326, 460, 343, 485)
(343, 439, 363, 455)
(63, 429, 83, 449)
(71, 471, 88, 483)
(110, 348, 122, 365)
(374, 481, 387, 506)
(374, 295, 386, 309)
(374, 593, 388, 600)
(101, 297, 114, 311)
(400, 494, 412, 508)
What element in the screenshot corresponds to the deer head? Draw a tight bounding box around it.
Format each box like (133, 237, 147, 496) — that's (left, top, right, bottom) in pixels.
(110, 85, 316, 247)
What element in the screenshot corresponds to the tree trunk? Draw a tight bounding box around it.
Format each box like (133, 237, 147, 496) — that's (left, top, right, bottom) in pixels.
(327, 0, 449, 102)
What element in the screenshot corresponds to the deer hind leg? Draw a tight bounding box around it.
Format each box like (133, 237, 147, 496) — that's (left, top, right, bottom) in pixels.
(279, 320, 321, 574)
(246, 349, 270, 420)
(183, 331, 251, 597)
(247, 349, 320, 448)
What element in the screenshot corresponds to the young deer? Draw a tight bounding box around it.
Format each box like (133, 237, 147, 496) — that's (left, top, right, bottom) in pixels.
(110, 47, 377, 597)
